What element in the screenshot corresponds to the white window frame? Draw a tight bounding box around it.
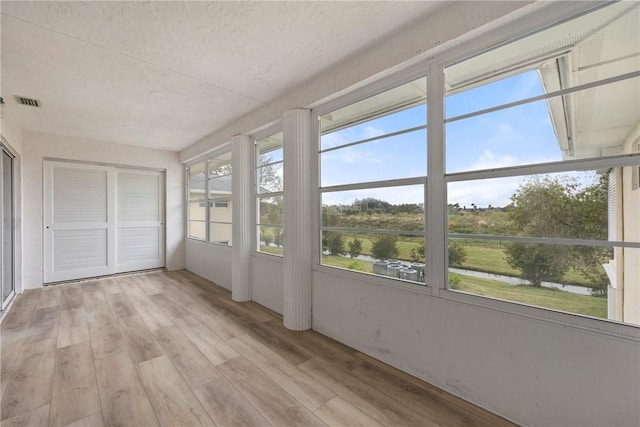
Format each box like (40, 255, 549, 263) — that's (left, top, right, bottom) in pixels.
(314, 71, 430, 291)
(252, 125, 284, 258)
(311, 1, 640, 339)
(185, 144, 233, 247)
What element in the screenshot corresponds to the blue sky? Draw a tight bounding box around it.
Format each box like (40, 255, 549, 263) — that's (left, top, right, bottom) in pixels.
(320, 70, 573, 207)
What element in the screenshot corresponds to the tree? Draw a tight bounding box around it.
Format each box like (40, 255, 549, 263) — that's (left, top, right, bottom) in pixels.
(371, 234, 399, 260)
(257, 154, 283, 192)
(505, 174, 609, 291)
(448, 241, 467, 267)
(273, 228, 284, 248)
(410, 242, 424, 262)
(326, 232, 345, 256)
(261, 229, 272, 247)
(348, 237, 363, 258)
(506, 243, 568, 287)
(409, 241, 467, 266)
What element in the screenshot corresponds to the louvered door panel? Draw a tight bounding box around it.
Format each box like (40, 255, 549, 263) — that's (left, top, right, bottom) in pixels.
(116, 169, 165, 272)
(44, 161, 115, 282)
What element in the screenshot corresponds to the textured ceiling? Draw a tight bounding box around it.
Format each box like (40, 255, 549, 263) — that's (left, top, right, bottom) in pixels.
(1, 1, 446, 151)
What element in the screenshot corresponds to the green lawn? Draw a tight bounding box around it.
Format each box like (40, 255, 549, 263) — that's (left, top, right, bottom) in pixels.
(322, 253, 606, 319)
(459, 245, 591, 287)
(450, 274, 607, 318)
(322, 254, 373, 271)
(259, 245, 284, 256)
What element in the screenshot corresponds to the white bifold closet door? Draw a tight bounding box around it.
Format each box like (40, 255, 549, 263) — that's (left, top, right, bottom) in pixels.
(44, 161, 164, 283)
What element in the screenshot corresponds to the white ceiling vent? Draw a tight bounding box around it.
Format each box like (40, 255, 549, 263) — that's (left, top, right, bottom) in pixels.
(15, 96, 41, 107)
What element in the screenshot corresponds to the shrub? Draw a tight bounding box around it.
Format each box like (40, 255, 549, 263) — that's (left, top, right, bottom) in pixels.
(348, 237, 363, 258)
(371, 234, 399, 260)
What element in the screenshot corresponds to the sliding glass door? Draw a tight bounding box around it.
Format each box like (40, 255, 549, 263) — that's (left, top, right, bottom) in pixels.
(1, 144, 15, 311)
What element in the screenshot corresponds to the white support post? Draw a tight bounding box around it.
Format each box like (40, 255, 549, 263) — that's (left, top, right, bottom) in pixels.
(231, 134, 252, 302)
(283, 109, 313, 330)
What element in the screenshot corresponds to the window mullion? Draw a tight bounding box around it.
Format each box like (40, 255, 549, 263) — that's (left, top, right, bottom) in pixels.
(426, 63, 446, 296)
(205, 159, 210, 243)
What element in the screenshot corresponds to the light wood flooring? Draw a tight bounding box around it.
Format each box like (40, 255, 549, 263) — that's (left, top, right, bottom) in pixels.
(1, 270, 515, 427)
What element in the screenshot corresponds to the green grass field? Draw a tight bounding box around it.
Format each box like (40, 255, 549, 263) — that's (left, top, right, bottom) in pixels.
(451, 274, 607, 319)
(321, 254, 606, 319)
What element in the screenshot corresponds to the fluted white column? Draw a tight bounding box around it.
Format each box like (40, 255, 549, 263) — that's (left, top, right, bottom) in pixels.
(283, 109, 312, 330)
(231, 134, 252, 302)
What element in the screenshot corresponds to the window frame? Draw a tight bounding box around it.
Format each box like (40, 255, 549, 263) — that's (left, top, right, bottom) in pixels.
(314, 72, 430, 290)
(185, 144, 233, 247)
(252, 125, 284, 259)
(310, 1, 640, 339)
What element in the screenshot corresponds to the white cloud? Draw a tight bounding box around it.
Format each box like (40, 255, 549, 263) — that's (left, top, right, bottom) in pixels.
(471, 149, 518, 170)
(448, 176, 521, 208)
(361, 125, 386, 140)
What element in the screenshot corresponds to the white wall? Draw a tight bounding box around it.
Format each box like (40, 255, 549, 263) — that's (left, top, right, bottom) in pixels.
(22, 131, 184, 288)
(312, 270, 640, 427)
(251, 255, 283, 314)
(185, 239, 232, 291)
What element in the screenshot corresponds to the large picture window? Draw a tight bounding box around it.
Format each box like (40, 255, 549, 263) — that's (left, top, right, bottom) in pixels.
(319, 77, 428, 284)
(444, 1, 640, 324)
(255, 131, 284, 256)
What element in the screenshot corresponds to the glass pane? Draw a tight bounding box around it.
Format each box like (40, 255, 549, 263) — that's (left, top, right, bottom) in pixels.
(445, 2, 639, 118)
(188, 162, 206, 202)
(448, 240, 620, 320)
(208, 175, 232, 201)
(322, 185, 424, 232)
(257, 163, 283, 193)
(320, 129, 426, 187)
(187, 221, 206, 240)
(321, 231, 426, 285)
(258, 196, 283, 226)
(257, 132, 284, 163)
(447, 169, 640, 241)
(209, 198, 232, 224)
(320, 77, 427, 150)
(208, 151, 232, 178)
(446, 70, 545, 119)
(258, 225, 284, 256)
(446, 76, 640, 173)
(446, 99, 562, 173)
(209, 222, 232, 246)
(187, 201, 205, 222)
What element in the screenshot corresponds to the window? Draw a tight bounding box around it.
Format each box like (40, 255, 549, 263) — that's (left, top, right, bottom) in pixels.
(208, 151, 233, 246)
(186, 161, 206, 240)
(444, 1, 640, 325)
(186, 150, 233, 246)
(319, 77, 428, 284)
(255, 131, 284, 256)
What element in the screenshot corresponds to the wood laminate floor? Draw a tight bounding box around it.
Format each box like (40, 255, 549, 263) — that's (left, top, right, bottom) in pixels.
(0, 270, 515, 427)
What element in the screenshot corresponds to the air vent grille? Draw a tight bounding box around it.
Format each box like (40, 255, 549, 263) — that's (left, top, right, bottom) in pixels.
(15, 96, 41, 107)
